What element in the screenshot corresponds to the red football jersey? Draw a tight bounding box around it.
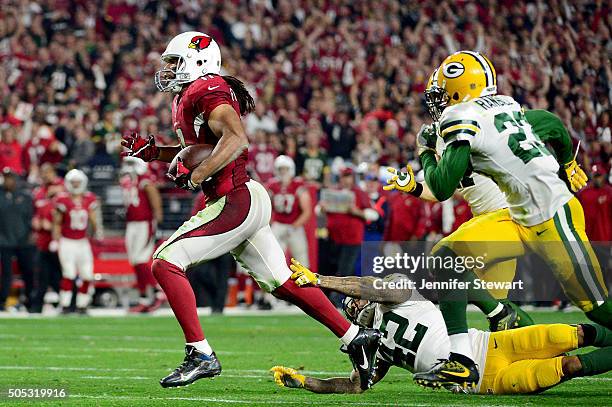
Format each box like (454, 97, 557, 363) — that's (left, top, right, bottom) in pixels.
(326, 187, 371, 245)
(268, 177, 306, 225)
(120, 173, 154, 222)
(54, 191, 98, 239)
(383, 193, 426, 241)
(249, 144, 277, 183)
(578, 184, 612, 241)
(33, 198, 54, 250)
(172, 74, 249, 202)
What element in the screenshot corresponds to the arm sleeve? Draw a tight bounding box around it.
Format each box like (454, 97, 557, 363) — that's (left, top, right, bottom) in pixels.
(420, 141, 471, 202)
(525, 109, 573, 165)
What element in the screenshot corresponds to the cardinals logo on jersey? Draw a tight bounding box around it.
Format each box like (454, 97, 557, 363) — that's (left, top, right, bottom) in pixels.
(188, 35, 212, 52)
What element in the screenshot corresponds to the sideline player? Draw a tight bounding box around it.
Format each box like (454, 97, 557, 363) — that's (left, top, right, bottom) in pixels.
(52, 169, 100, 314)
(268, 155, 311, 267)
(121, 31, 380, 389)
(119, 157, 164, 313)
(272, 260, 612, 395)
(405, 51, 610, 390)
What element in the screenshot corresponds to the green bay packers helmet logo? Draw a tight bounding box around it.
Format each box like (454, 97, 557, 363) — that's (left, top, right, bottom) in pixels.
(443, 62, 465, 78)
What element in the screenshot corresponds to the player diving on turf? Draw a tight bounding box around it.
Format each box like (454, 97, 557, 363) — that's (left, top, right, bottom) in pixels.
(383, 51, 610, 392)
(270, 260, 612, 395)
(120, 32, 381, 389)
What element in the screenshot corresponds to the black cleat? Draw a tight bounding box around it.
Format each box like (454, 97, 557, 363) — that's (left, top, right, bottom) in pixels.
(413, 353, 479, 394)
(346, 328, 382, 390)
(60, 307, 72, 315)
(487, 304, 519, 332)
(160, 345, 222, 388)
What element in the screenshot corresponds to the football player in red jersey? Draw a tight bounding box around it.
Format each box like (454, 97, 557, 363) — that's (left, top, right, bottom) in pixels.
(51, 169, 101, 315)
(119, 157, 164, 313)
(31, 165, 64, 312)
(122, 31, 380, 389)
(268, 155, 311, 267)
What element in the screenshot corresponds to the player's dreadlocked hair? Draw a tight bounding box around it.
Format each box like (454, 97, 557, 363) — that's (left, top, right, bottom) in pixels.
(222, 75, 255, 116)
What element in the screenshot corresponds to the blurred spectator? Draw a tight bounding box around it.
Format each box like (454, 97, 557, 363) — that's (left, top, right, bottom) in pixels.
(384, 192, 426, 242)
(320, 168, 375, 304)
(0, 127, 24, 175)
(579, 165, 612, 241)
(323, 109, 357, 160)
(295, 128, 328, 184)
(31, 170, 64, 313)
(248, 130, 277, 182)
(0, 169, 34, 311)
(245, 101, 278, 134)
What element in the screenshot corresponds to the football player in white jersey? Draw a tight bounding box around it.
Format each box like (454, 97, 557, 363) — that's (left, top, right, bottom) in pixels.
(385, 68, 534, 333)
(391, 51, 609, 391)
(271, 260, 612, 395)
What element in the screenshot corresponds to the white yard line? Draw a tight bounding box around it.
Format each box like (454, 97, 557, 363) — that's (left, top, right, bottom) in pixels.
(0, 365, 349, 376)
(67, 394, 461, 406)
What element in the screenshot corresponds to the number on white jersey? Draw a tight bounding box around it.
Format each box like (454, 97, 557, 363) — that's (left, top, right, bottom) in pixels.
(69, 209, 88, 231)
(377, 312, 429, 369)
(273, 193, 296, 214)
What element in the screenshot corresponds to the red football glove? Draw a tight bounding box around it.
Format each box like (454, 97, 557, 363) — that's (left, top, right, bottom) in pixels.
(121, 133, 160, 162)
(167, 158, 199, 191)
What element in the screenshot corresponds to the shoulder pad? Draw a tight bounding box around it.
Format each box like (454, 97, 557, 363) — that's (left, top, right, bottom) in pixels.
(439, 103, 481, 142)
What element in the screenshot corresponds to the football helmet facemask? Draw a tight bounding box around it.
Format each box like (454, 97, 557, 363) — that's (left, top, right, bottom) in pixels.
(429, 51, 497, 119)
(343, 297, 376, 328)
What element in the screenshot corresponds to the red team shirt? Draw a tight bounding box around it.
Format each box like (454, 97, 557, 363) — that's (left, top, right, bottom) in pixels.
(384, 193, 426, 241)
(267, 177, 306, 225)
(249, 144, 277, 183)
(172, 75, 249, 202)
(33, 198, 55, 250)
(326, 187, 371, 245)
(579, 184, 612, 241)
(54, 191, 98, 239)
(120, 173, 154, 222)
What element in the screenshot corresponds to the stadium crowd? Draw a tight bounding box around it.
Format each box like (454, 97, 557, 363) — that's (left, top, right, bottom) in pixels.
(0, 0, 610, 311)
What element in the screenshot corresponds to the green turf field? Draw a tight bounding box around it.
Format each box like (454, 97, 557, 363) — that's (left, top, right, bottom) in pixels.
(0, 311, 610, 406)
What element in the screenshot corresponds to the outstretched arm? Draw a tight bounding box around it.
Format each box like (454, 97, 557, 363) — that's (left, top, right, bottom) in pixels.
(190, 104, 249, 185)
(271, 362, 390, 394)
(290, 259, 411, 305)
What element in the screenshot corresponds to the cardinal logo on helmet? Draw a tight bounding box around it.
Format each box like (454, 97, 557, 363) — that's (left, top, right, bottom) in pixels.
(188, 35, 212, 52)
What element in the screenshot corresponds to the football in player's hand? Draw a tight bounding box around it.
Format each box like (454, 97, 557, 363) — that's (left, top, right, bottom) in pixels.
(167, 144, 214, 178)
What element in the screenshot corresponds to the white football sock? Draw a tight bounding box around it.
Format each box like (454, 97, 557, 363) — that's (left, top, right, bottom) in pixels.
(340, 324, 360, 346)
(59, 290, 72, 308)
(449, 333, 475, 361)
(487, 303, 504, 318)
(187, 339, 213, 355)
(76, 293, 91, 309)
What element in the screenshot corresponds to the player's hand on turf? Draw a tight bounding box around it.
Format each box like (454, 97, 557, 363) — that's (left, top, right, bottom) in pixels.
(416, 123, 437, 156)
(289, 258, 319, 287)
(383, 165, 416, 193)
(563, 159, 588, 192)
(270, 366, 305, 389)
(167, 157, 199, 191)
(121, 133, 159, 162)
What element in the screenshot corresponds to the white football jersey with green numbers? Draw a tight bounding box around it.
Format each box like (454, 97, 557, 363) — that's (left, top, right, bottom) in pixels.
(436, 137, 507, 216)
(372, 289, 489, 393)
(438, 95, 573, 226)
